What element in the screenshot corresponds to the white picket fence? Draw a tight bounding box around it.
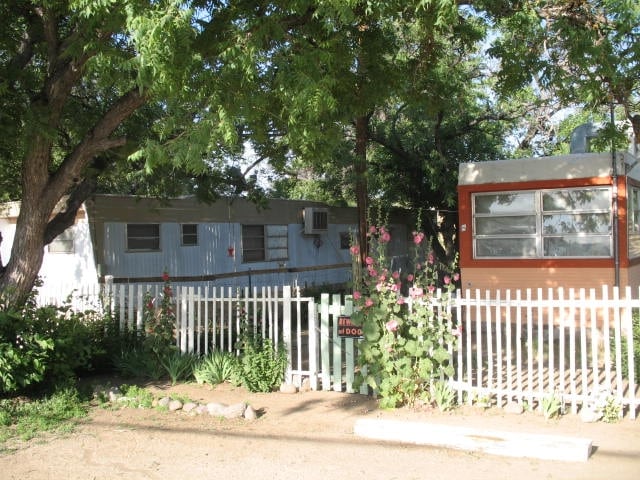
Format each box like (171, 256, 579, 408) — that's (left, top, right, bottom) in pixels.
(36, 282, 638, 419)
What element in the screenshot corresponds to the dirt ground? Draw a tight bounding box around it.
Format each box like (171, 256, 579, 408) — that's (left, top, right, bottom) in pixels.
(1, 377, 639, 480)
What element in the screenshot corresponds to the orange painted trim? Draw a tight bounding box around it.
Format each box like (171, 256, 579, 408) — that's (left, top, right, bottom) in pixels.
(458, 175, 628, 269)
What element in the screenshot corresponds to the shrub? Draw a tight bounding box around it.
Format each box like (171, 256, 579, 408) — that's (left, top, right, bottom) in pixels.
(350, 226, 460, 408)
(616, 312, 640, 384)
(0, 292, 109, 394)
(193, 350, 239, 386)
(235, 306, 288, 393)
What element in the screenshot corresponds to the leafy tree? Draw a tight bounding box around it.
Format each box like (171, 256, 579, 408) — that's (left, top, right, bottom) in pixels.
(0, 1, 268, 307)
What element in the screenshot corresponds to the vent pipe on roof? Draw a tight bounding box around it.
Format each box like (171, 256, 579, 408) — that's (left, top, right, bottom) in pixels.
(569, 122, 599, 154)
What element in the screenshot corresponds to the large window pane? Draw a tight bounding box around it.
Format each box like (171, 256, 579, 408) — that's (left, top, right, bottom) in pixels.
(544, 237, 611, 257)
(476, 216, 536, 235)
(242, 225, 265, 262)
(475, 238, 537, 257)
(127, 224, 160, 251)
(628, 186, 640, 259)
(542, 189, 609, 211)
(474, 192, 535, 214)
(543, 213, 610, 234)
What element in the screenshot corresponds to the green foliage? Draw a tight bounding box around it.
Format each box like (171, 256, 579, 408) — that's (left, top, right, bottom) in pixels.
(143, 273, 177, 360)
(0, 292, 116, 394)
(114, 273, 178, 381)
(542, 392, 563, 420)
(615, 311, 640, 385)
(601, 396, 622, 423)
(193, 351, 239, 386)
(235, 307, 288, 393)
(160, 352, 198, 385)
(431, 380, 456, 412)
(0, 309, 53, 394)
(0, 387, 88, 446)
(117, 384, 155, 409)
(351, 226, 460, 409)
(114, 347, 167, 381)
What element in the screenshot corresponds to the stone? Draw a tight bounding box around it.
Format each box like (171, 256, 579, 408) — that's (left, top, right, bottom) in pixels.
(107, 387, 122, 402)
(221, 402, 247, 419)
(207, 402, 227, 416)
(243, 405, 258, 420)
(168, 399, 183, 411)
(279, 383, 298, 394)
(158, 397, 171, 408)
(182, 402, 198, 413)
(579, 407, 602, 423)
(195, 405, 208, 415)
(299, 378, 312, 393)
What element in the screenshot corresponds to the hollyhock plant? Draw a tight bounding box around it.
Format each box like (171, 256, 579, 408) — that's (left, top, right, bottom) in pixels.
(349, 225, 460, 409)
(142, 271, 177, 359)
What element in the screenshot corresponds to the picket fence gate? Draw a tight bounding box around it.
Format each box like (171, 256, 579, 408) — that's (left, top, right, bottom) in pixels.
(39, 282, 638, 419)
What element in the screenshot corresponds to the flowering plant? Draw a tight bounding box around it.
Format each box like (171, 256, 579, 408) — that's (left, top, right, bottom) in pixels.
(142, 271, 177, 359)
(350, 226, 460, 408)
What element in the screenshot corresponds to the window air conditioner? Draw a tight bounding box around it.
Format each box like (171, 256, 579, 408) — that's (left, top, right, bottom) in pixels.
(303, 207, 329, 234)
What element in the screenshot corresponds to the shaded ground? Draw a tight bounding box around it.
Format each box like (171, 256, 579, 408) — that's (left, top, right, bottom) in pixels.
(1, 378, 639, 480)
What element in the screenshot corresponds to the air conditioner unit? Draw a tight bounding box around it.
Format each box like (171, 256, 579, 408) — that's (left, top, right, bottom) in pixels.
(303, 207, 329, 234)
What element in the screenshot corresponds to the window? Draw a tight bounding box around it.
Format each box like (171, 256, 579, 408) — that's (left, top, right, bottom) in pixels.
(242, 224, 288, 262)
(181, 224, 198, 246)
(49, 229, 74, 254)
(473, 187, 612, 258)
(629, 185, 640, 258)
(339, 231, 351, 250)
(126, 224, 160, 251)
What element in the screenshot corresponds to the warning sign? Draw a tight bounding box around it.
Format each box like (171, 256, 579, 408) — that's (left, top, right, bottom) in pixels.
(337, 315, 363, 338)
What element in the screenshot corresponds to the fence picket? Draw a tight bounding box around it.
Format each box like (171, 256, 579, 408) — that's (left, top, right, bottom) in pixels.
(32, 281, 639, 419)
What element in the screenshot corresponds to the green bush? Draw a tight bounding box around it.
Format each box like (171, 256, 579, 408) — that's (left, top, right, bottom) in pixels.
(618, 313, 640, 384)
(0, 309, 53, 394)
(193, 350, 239, 386)
(234, 305, 288, 393)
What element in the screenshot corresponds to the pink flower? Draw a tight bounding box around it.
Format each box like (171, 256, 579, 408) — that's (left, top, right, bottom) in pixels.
(397, 297, 405, 305)
(452, 324, 463, 337)
(390, 283, 399, 292)
(368, 268, 378, 277)
(365, 298, 374, 307)
(365, 256, 374, 265)
(162, 272, 170, 282)
(412, 232, 425, 245)
(378, 274, 387, 282)
(369, 225, 377, 234)
(353, 291, 361, 300)
(409, 287, 423, 298)
(428, 284, 435, 293)
(453, 273, 460, 282)
(392, 271, 400, 280)
(350, 245, 360, 256)
(380, 231, 391, 243)
(385, 319, 399, 332)
(406, 274, 414, 282)
(376, 282, 385, 292)
(428, 252, 434, 264)
(444, 275, 451, 285)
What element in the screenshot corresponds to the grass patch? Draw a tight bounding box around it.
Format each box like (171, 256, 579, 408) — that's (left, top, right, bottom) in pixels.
(0, 387, 89, 449)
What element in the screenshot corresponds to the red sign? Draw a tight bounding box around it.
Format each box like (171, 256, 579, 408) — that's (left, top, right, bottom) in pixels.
(337, 315, 363, 338)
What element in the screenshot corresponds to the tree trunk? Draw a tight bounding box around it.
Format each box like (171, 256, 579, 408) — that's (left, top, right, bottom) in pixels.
(0, 89, 146, 309)
(355, 114, 369, 264)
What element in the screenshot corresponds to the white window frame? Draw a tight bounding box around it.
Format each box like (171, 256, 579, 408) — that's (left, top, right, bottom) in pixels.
(49, 229, 75, 254)
(473, 187, 612, 259)
(126, 223, 161, 252)
(181, 224, 198, 246)
(242, 224, 288, 263)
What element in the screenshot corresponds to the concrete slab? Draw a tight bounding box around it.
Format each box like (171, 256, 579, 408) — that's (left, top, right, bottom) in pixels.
(353, 418, 593, 462)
